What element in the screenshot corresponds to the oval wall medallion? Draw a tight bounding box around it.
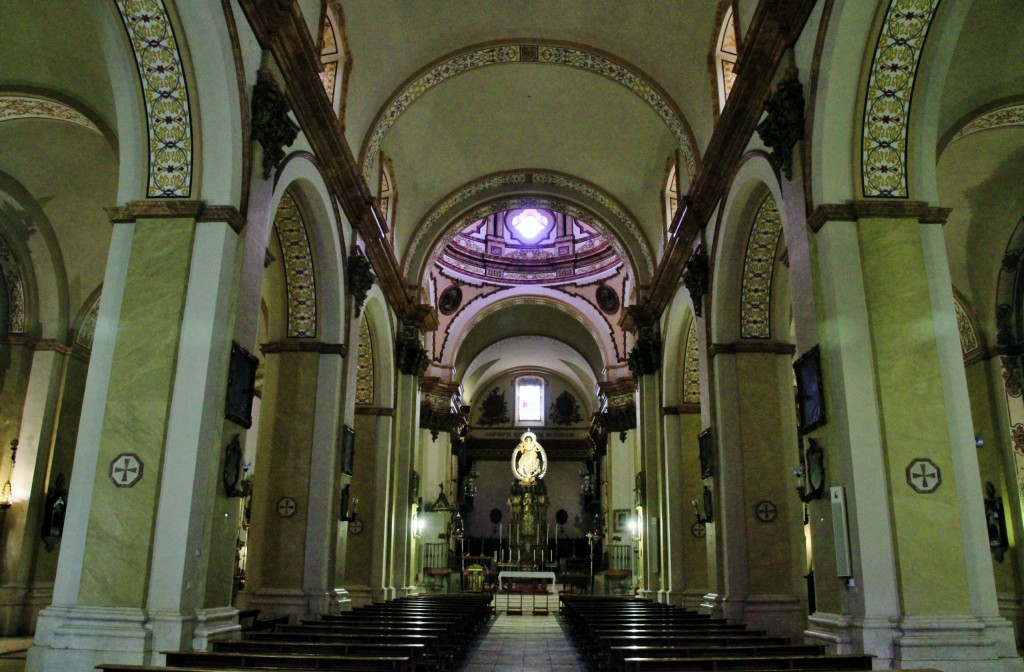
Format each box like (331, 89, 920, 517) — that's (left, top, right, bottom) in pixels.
(439, 285, 463, 315)
(596, 284, 619, 314)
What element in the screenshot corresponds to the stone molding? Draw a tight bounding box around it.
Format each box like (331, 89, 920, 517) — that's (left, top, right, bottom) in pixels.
(355, 406, 395, 416)
(807, 201, 951, 233)
(106, 201, 246, 233)
(662, 403, 701, 415)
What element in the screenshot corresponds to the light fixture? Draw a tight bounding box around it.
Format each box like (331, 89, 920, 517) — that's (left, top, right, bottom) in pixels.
(629, 517, 642, 543)
(412, 511, 423, 540)
(692, 485, 713, 524)
(0, 439, 18, 511)
(429, 483, 451, 512)
(511, 208, 548, 240)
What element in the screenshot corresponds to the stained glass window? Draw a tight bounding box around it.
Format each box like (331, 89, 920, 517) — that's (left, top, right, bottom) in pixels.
(715, 7, 739, 113)
(515, 377, 544, 424)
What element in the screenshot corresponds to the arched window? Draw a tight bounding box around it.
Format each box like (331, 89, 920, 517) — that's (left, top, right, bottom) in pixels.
(663, 160, 679, 231)
(515, 376, 545, 425)
(378, 155, 396, 240)
(714, 6, 739, 112)
(319, 5, 349, 118)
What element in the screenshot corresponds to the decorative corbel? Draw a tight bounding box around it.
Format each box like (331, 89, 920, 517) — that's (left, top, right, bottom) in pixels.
(395, 325, 430, 377)
(682, 248, 710, 317)
(348, 253, 375, 316)
(755, 68, 805, 180)
(252, 70, 299, 178)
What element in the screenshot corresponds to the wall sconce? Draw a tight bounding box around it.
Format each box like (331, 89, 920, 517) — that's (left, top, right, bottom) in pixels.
(692, 485, 713, 524)
(796, 438, 825, 503)
(628, 517, 642, 543)
(0, 439, 18, 511)
(412, 511, 423, 540)
(451, 512, 465, 541)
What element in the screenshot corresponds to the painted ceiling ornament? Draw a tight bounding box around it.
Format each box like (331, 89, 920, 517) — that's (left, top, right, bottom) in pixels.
(549, 391, 582, 426)
(438, 285, 463, 315)
(755, 68, 805, 180)
(252, 70, 299, 179)
(596, 284, 619, 314)
(477, 387, 510, 426)
(682, 247, 709, 317)
(511, 430, 548, 485)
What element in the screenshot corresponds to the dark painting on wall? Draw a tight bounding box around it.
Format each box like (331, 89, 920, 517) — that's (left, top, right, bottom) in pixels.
(794, 345, 826, 434)
(225, 342, 258, 429)
(698, 428, 713, 480)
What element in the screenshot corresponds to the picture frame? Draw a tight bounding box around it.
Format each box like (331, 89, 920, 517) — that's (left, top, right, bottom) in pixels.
(341, 425, 355, 476)
(613, 509, 630, 533)
(698, 428, 713, 480)
(794, 345, 827, 434)
(225, 342, 258, 429)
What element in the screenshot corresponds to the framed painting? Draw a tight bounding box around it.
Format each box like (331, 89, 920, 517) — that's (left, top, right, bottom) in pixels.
(225, 342, 258, 429)
(613, 509, 630, 533)
(698, 428, 713, 480)
(341, 425, 355, 475)
(794, 345, 827, 434)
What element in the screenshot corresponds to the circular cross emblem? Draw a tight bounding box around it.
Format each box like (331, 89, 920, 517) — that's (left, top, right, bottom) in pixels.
(691, 522, 706, 538)
(906, 458, 941, 494)
(277, 497, 298, 517)
(755, 501, 778, 522)
(110, 453, 144, 488)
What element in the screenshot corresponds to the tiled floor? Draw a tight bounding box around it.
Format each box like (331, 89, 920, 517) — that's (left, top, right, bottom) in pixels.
(460, 613, 585, 671)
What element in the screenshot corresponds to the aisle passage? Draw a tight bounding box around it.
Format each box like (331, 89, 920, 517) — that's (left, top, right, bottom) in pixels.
(460, 613, 585, 671)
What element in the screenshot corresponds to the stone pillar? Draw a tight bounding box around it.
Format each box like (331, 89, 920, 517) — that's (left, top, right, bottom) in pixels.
(246, 341, 346, 618)
(28, 204, 244, 671)
(805, 203, 1022, 672)
(663, 406, 709, 610)
(369, 410, 395, 603)
(388, 371, 419, 597)
(0, 344, 65, 634)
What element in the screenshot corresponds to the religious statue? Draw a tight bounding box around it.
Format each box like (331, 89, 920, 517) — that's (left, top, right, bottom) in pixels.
(511, 430, 547, 484)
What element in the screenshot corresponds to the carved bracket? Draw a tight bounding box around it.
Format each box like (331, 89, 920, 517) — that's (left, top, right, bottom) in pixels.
(396, 332, 430, 377)
(682, 248, 709, 317)
(627, 334, 661, 378)
(756, 69, 805, 180)
(348, 253, 375, 316)
(252, 71, 299, 179)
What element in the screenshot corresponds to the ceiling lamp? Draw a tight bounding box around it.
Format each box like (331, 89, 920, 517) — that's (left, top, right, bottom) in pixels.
(511, 208, 547, 240)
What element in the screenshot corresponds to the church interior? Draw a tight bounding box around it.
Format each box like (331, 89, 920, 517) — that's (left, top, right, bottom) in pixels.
(0, 1, 1023, 670)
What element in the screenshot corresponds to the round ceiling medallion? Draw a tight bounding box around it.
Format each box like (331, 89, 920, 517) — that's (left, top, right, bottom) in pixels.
(439, 285, 463, 315)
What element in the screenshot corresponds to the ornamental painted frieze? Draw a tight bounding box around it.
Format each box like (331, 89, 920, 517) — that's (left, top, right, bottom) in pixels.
(114, 0, 193, 198)
(273, 192, 317, 338)
(861, 0, 941, 198)
(740, 195, 783, 339)
(0, 95, 101, 133)
(355, 317, 374, 405)
(948, 104, 1024, 146)
(362, 42, 698, 183)
(76, 295, 102, 350)
(952, 296, 979, 359)
(683, 319, 701, 404)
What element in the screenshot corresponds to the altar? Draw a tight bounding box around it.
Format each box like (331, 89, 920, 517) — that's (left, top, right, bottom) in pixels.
(497, 570, 557, 592)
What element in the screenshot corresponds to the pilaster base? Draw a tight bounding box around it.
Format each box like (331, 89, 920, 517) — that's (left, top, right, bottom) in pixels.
(743, 594, 806, 639)
(997, 593, 1024, 649)
(680, 589, 706, 611)
(806, 611, 1024, 671)
(27, 605, 153, 672)
(148, 606, 240, 655)
(246, 588, 307, 619)
(346, 585, 373, 609)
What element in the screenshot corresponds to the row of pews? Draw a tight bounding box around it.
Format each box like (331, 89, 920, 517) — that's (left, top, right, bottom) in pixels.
(560, 595, 873, 672)
(97, 593, 494, 672)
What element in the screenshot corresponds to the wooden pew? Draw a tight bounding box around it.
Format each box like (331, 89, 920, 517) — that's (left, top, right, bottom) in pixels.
(164, 649, 414, 671)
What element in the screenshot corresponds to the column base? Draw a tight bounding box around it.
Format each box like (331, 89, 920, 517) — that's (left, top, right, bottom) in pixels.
(680, 589, 706, 611)
(346, 585, 373, 609)
(149, 606, 240, 654)
(0, 582, 53, 635)
(27, 605, 153, 672)
(997, 593, 1024, 649)
(806, 611, 1024, 671)
(245, 588, 307, 619)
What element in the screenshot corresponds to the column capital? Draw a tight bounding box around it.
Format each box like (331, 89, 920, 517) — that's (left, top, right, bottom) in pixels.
(106, 201, 245, 233)
(261, 340, 348, 357)
(808, 200, 951, 232)
(707, 341, 795, 358)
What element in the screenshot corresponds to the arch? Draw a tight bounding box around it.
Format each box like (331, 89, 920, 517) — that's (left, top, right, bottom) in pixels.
(660, 282, 698, 408)
(272, 191, 318, 339)
(112, 0, 194, 198)
(710, 154, 789, 345)
(359, 40, 701, 183)
(952, 292, 981, 361)
(0, 94, 101, 135)
(859, 0, 941, 198)
(355, 314, 374, 406)
(940, 99, 1024, 155)
(407, 182, 650, 286)
(361, 289, 395, 409)
(739, 194, 784, 339)
(267, 153, 347, 345)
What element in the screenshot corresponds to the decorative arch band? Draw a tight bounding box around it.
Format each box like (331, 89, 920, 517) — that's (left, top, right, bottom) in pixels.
(274, 192, 318, 338)
(361, 42, 699, 183)
(861, 0, 940, 198)
(0, 94, 101, 133)
(740, 193, 782, 339)
(946, 103, 1024, 148)
(115, 0, 194, 198)
(408, 171, 653, 279)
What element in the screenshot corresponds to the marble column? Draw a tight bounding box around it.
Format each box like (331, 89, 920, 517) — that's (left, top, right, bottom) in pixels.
(28, 205, 244, 671)
(806, 205, 1022, 672)
(0, 345, 65, 634)
(388, 371, 419, 597)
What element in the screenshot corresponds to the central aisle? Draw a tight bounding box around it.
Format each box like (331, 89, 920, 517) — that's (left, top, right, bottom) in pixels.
(459, 613, 585, 671)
